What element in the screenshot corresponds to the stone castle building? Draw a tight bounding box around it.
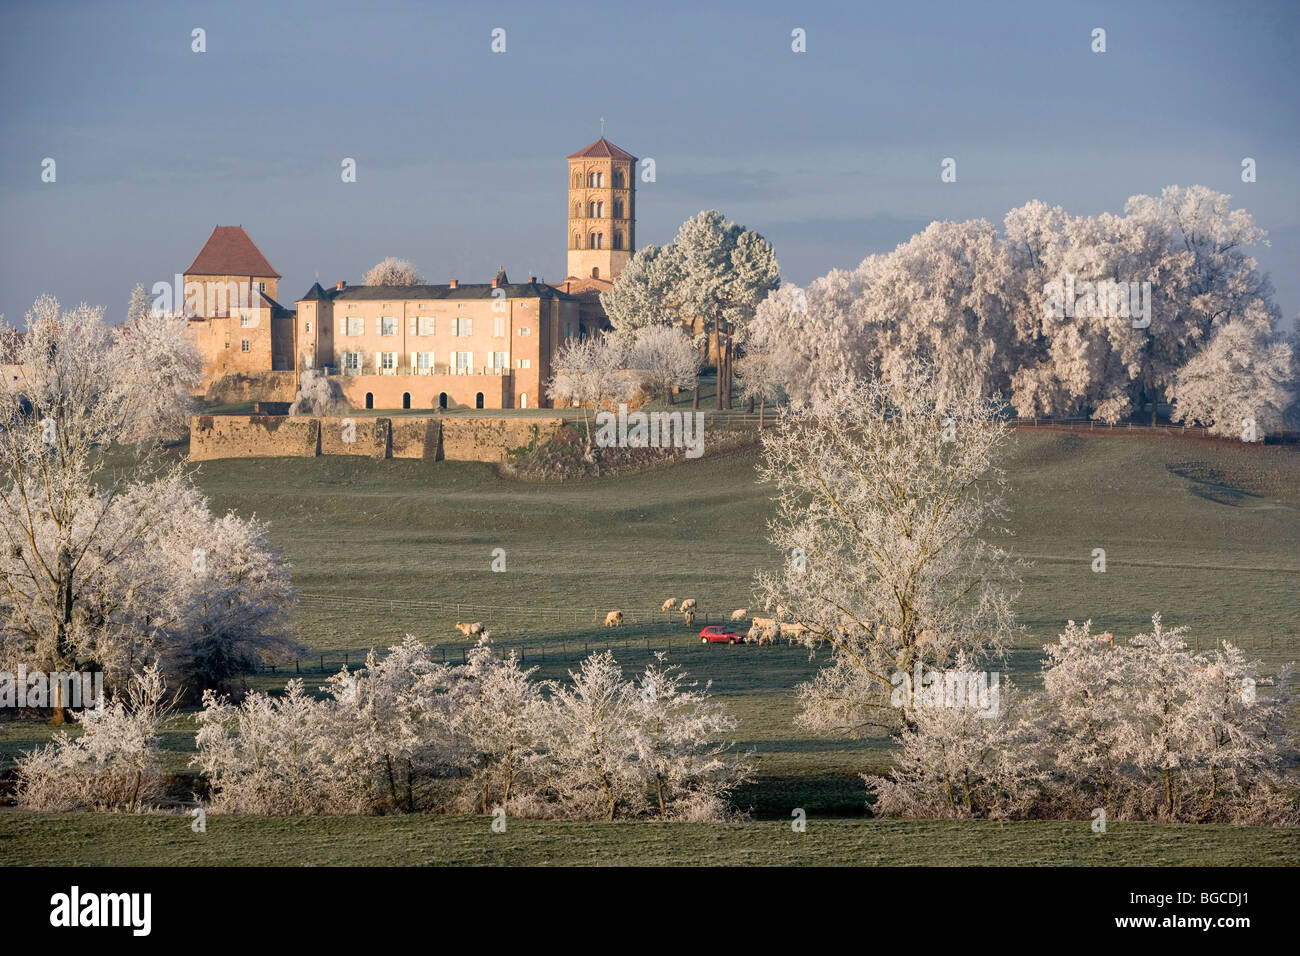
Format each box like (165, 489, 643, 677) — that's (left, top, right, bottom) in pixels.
(184, 138, 637, 410)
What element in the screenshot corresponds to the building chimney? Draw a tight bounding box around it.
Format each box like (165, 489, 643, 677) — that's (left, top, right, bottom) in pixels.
(449, 279, 458, 289)
(491, 277, 499, 288)
(528, 275, 537, 283)
(336, 280, 346, 291)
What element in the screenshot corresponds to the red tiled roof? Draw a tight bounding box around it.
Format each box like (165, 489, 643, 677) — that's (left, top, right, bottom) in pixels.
(184, 226, 281, 278)
(567, 138, 635, 161)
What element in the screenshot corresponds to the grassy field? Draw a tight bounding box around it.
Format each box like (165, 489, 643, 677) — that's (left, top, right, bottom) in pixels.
(2, 429, 1298, 864)
(2, 811, 1294, 866)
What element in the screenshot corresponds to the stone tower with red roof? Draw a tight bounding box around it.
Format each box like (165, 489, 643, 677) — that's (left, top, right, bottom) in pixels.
(565, 138, 636, 284)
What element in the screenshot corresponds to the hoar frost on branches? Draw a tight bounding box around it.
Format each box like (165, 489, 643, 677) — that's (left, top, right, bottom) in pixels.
(192, 638, 750, 821)
(362, 258, 423, 286)
(868, 616, 1297, 824)
(749, 186, 1295, 433)
(757, 369, 1018, 737)
(0, 295, 296, 709)
(15, 665, 174, 812)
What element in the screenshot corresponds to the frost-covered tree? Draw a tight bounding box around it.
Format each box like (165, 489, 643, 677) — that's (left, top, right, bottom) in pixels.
(540, 651, 644, 821)
(754, 186, 1287, 426)
(545, 333, 635, 459)
(605, 213, 778, 409)
(600, 243, 682, 333)
(194, 679, 370, 815)
(453, 640, 545, 813)
(363, 258, 423, 286)
(0, 456, 297, 702)
(733, 351, 785, 427)
(864, 673, 1041, 819)
(115, 283, 204, 441)
(15, 665, 172, 812)
(0, 296, 279, 716)
(289, 369, 349, 416)
(326, 635, 459, 813)
(1170, 316, 1294, 437)
(1038, 616, 1296, 824)
(748, 272, 867, 404)
(632, 653, 751, 820)
(627, 324, 702, 405)
(1037, 620, 1132, 813)
(672, 212, 780, 409)
(757, 370, 1017, 737)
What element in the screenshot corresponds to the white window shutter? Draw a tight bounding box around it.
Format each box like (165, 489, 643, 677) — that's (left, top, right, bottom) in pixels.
(408, 316, 416, 336)
(375, 351, 381, 371)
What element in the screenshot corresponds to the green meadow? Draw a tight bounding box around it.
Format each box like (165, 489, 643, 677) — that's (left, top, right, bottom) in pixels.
(2, 427, 1298, 864)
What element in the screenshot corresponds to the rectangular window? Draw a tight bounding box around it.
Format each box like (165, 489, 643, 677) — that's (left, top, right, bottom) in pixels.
(451, 316, 472, 337)
(305, 321, 312, 334)
(240, 340, 250, 352)
(493, 315, 506, 338)
(562, 322, 573, 339)
(493, 351, 508, 369)
(455, 351, 472, 373)
(417, 351, 435, 373)
(516, 358, 531, 369)
(518, 326, 531, 336)
(343, 351, 361, 371)
(381, 351, 397, 373)
(380, 316, 396, 336)
(346, 316, 364, 337)
(418, 316, 435, 336)
(240, 314, 251, 327)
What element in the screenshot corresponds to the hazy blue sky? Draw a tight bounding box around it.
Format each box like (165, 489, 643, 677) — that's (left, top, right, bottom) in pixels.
(2, 0, 1296, 327)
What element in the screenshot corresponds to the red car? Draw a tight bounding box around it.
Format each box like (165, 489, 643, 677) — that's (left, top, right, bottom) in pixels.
(700, 626, 744, 644)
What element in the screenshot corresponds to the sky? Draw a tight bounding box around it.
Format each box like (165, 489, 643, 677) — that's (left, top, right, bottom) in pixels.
(1, 0, 1297, 328)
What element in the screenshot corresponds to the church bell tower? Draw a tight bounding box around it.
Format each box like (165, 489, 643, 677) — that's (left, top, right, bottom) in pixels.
(567, 135, 636, 282)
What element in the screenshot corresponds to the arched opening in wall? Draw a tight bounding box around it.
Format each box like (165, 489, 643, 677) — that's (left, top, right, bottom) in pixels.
(520, 393, 528, 409)
(402, 392, 411, 409)
(438, 392, 448, 409)
(591, 267, 600, 279)
(614, 170, 624, 187)
(475, 392, 485, 409)
(613, 232, 623, 250)
(365, 393, 374, 409)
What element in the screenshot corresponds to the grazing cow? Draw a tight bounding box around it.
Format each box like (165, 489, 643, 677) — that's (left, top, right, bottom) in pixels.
(751, 617, 775, 630)
(779, 622, 809, 639)
(730, 608, 748, 621)
(683, 609, 695, 626)
(661, 598, 677, 612)
(455, 621, 484, 638)
(604, 610, 624, 627)
(746, 624, 760, 643)
(679, 599, 697, 613)
(759, 626, 778, 646)
(1096, 632, 1115, 644)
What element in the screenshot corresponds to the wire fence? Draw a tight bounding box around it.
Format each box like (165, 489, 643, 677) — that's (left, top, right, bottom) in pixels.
(266, 590, 1285, 676)
(295, 590, 746, 629)
(264, 631, 752, 676)
(555, 410, 1300, 443)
